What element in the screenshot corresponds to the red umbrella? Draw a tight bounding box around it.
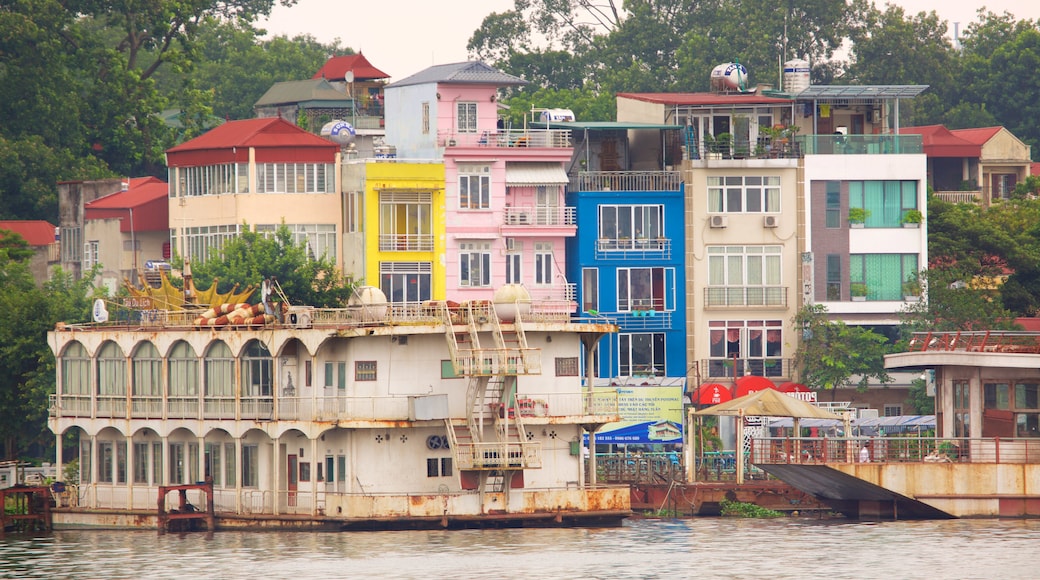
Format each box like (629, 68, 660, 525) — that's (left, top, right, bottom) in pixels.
(734, 375, 777, 398)
(778, 381, 811, 393)
(692, 383, 733, 406)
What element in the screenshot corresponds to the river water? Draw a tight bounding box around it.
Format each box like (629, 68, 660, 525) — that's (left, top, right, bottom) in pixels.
(1, 517, 1037, 579)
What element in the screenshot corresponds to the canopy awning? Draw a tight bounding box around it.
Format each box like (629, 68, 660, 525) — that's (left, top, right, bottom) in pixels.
(505, 162, 569, 185)
(694, 388, 843, 420)
(734, 375, 776, 398)
(692, 383, 733, 406)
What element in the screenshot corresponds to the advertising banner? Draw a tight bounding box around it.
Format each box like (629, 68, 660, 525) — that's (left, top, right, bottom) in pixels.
(586, 385, 685, 445)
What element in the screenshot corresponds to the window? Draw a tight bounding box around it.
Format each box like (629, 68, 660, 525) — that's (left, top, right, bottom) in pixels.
(953, 380, 970, 438)
(458, 164, 491, 209)
(379, 191, 432, 251)
(224, 443, 235, 487)
(134, 442, 149, 484)
(169, 442, 185, 484)
(441, 360, 462, 379)
(706, 246, 782, 306)
(985, 381, 1040, 438)
(205, 443, 222, 486)
(356, 361, 377, 381)
(175, 163, 250, 196)
(459, 242, 491, 287)
(99, 442, 114, 483)
(826, 255, 842, 300)
(457, 102, 478, 133)
(205, 341, 234, 397)
(617, 267, 672, 312)
(707, 176, 780, 213)
(825, 181, 841, 228)
(182, 224, 241, 264)
(619, 333, 665, 377)
(62, 342, 91, 396)
(850, 254, 918, 301)
(582, 268, 599, 313)
(505, 243, 522, 284)
(255, 162, 334, 193)
(61, 227, 82, 263)
(256, 224, 337, 261)
(242, 444, 258, 487)
(883, 404, 902, 417)
(534, 243, 553, 285)
(381, 261, 432, 303)
(324, 361, 346, 391)
(132, 342, 162, 397)
(848, 180, 918, 228)
(422, 102, 430, 134)
(83, 241, 100, 269)
(555, 357, 579, 376)
(345, 190, 363, 234)
(80, 439, 92, 484)
(169, 341, 199, 398)
(241, 340, 273, 397)
(707, 320, 783, 378)
(598, 205, 663, 248)
(97, 341, 126, 396)
(427, 457, 453, 477)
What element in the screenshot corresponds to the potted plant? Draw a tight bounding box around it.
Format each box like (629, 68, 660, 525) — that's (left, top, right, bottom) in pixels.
(902, 209, 923, 228)
(713, 132, 733, 158)
(848, 207, 870, 228)
(850, 282, 868, 301)
(902, 276, 922, 301)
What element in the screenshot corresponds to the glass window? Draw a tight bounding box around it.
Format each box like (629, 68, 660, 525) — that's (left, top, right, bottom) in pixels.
(850, 254, 919, 301)
(617, 267, 672, 312)
(458, 165, 491, 209)
(132, 342, 162, 397)
(708, 176, 780, 213)
(205, 341, 234, 397)
(598, 205, 663, 248)
(241, 340, 272, 397)
(984, 383, 1010, 409)
(707, 320, 784, 378)
(380, 261, 432, 303)
(849, 180, 918, 228)
(619, 333, 666, 377)
(169, 341, 199, 397)
(582, 268, 599, 313)
(457, 102, 478, 133)
(62, 342, 91, 396)
(825, 181, 841, 228)
(459, 242, 491, 287)
(706, 246, 783, 306)
(97, 341, 126, 396)
(242, 445, 258, 487)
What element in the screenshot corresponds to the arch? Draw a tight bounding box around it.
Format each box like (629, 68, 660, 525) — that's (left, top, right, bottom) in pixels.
(168, 341, 200, 415)
(241, 339, 273, 398)
(97, 340, 126, 397)
(60, 341, 91, 397)
(131, 341, 162, 398)
(204, 340, 234, 401)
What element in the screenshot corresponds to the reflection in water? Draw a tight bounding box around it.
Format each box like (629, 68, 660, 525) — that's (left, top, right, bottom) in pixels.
(1, 518, 1038, 579)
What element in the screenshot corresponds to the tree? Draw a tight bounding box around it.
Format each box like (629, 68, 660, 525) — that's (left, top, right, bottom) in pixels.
(905, 377, 934, 415)
(183, 224, 356, 308)
(793, 304, 892, 393)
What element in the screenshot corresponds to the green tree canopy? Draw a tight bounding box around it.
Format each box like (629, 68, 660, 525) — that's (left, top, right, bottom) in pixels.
(793, 304, 892, 394)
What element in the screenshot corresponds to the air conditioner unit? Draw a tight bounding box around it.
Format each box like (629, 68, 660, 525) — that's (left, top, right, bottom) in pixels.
(709, 215, 728, 229)
(288, 308, 312, 329)
(763, 215, 779, 228)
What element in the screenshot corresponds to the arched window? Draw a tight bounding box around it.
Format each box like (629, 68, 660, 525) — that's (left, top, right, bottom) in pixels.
(61, 342, 90, 396)
(97, 341, 126, 396)
(132, 342, 162, 397)
(169, 341, 199, 397)
(204, 341, 234, 397)
(241, 340, 272, 397)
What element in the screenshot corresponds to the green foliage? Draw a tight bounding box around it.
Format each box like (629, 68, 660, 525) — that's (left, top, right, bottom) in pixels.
(905, 377, 934, 415)
(794, 304, 892, 391)
(902, 209, 923, 224)
(850, 282, 868, 297)
(183, 223, 357, 308)
(847, 207, 870, 224)
(719, 500, 783, 518)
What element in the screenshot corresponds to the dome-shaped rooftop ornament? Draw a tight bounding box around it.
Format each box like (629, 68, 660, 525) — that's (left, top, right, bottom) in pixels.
(493, 283, 531, 322)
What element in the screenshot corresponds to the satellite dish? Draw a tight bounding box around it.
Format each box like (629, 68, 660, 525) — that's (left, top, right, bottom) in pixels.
(92, 299, 109, 323)
(345, 71, 355, 83)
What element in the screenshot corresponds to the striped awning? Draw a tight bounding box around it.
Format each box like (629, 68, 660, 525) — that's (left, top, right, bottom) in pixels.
(505, 163, 569, 185)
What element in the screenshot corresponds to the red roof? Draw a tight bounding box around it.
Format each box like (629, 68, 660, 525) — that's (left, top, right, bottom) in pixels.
(1016, 318, 1040, 332)
(166, 117, 339, 166)
(84, 176, 169, 232)
(617, 92, 792, 106)
(1031, 162, 1040, 177)
(899, 125, 981, 157)
(0, 220, 57, 246)
(950, 126, 1003, 145)
(313, 53, 390, 81)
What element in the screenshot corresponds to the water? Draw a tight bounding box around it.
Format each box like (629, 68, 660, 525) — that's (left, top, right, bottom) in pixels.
(1, 518, 1037, 579)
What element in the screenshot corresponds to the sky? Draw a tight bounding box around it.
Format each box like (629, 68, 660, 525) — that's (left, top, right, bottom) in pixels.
(259, 0, 1040, 81)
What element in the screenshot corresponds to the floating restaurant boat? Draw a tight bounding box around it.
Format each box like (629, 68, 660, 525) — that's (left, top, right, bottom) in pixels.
(46, 279, 629, 531)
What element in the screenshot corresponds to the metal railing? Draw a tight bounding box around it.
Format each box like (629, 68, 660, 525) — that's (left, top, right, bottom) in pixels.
(440, 129, 571, 149)
(503, 206, 576, 226)
(751, 436, 1040, 465)
(377, 233, 435, 252)
(579, 171, 682, 192)
(704, 286, 788, 308)
(907, 330, 1040, 354)
(697, 358, 791, 380)
(933, 190, 981, 204)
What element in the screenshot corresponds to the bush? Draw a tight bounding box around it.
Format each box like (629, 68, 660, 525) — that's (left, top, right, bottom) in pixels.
(719, 499, 783, 518)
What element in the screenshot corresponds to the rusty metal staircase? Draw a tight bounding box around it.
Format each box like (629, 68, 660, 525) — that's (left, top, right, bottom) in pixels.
(441, 301, 542, 500)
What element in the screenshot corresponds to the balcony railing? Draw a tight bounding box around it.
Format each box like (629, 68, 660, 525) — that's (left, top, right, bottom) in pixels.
(907, 330, 1040, 354)
(796, 134, 923, 155)
(378, 233, 434, 252)
(595, 237, 672, 260)
(579, 171, 682, 192)
(696, 358, 792, 380)
(440, 129, 571, 149)
(704, 286, 788, 308)
(933, 190, 981, 204)
(503, 206, 576, 226)
(751, 436, 1040, 465)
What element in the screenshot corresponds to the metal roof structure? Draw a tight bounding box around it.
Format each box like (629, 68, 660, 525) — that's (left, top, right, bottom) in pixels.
(794, 85, 929, 100)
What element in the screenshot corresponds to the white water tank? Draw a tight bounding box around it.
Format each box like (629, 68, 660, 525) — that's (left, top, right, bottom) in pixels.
(348, 286, 388, 322)
(710, 63, 749, 93)
(493, 284, 532, 322)
(783, 59, 811, 94)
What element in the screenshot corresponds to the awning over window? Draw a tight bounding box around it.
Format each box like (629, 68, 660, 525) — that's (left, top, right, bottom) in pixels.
(505, 163, 569, 185)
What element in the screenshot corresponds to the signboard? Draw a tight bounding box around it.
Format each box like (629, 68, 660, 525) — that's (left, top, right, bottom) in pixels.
(586, 385, 685, 445)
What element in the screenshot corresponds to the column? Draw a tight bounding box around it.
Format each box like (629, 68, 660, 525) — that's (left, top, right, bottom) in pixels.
(90, 435, 99, 509)
(310, 436, 319, 516)
(272, 437, 280, 516)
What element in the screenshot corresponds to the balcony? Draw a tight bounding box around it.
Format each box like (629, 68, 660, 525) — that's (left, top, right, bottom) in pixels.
(697, 358, 792, 380)
(933, 190, 981, 204)
(595, 238, 672, 260)
(378, 233, 434, 252)
(503, 206, 576, 227)
(579, 171, 681, 192)
(440, 129, 571, 149)
(704, 286, 788, 308)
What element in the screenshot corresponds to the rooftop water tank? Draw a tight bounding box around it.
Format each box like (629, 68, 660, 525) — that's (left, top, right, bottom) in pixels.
(320, 120, 356, 146)
(539, 108, 575, 123)
(783, 59, 811, 94)
(493, 284, 532, 322)
(710, 63, 749, 93)
(348, 286, 388, 322)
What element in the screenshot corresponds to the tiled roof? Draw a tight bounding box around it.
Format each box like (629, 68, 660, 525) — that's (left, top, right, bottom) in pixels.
(899, 125, 981, 157)
(254, 78, 350, 108)
(386, 61, 527, 89)
(949, 127, 1003, 145)
(313, 53, 389, 81)
(618, 92, 792, 106)
(85, 177, 168, 210)
(0, 220, 57, 246)
(167, 117, 337, 153)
